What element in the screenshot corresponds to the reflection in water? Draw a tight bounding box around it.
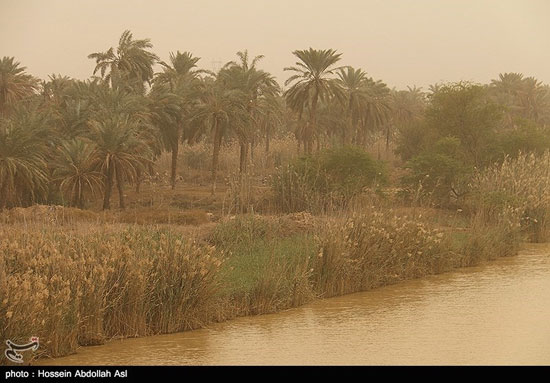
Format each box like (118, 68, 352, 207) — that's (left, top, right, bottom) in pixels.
(39, 244, 550, 365)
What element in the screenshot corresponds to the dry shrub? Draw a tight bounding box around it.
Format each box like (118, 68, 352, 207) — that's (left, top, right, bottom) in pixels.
(0, 225, 221, 364)
(471, 151, 550, 242)
(313, 212, 447, 297)
(313, 209, 520, 298)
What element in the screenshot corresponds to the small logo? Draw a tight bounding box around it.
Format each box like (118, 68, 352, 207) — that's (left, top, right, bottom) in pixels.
(5, 337, 39, 363)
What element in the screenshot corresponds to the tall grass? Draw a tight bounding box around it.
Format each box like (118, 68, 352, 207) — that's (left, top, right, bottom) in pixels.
(0, 225, 221, 364)
(470, 151, 550, 242)
(1, 207, 522, 364)
(313, 209, 520, 298)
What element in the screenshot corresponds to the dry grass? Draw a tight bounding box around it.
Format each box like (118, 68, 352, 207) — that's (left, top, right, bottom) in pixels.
(0, 224, 221, 364)
(0, 206, 522, 365)
(471, 151, 550, 242)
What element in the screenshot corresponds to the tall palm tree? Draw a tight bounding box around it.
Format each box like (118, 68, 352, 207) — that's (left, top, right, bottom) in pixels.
(0, 103, 50, 208)
(517, 76, 549, 123)
(153, 51, 205, 189)
(490, 73, 550, 127)
(389, 86, 426, 149)
(51, 138, 103, 208)
(192, 79, 249, 194)
(257, 93, 284, 154)
(284, 48, 345, 154)
(0, 57, 39, 118)
(358, 78, 392, 149)
(336, 66, 369, 145)
(88, 30, 159, 92)
(89, 114, 152, 210)
(218, 50, 279, 173)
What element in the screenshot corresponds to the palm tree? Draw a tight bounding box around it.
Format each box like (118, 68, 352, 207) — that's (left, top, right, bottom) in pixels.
(218, 50, 279, 173)
(0, 57, 39, 118)
(88, 30, 159, 92)
(51, 138, 103, 208)
(89, 115, 152, 209)
(389, 86, 426, 150)
(358, 78, 392, 150)
(284, 48, 344, 154)
(490, 73, 550, 127)
(517, 76, 549, 123)
(0, 103, 50, 208)
(336, 66, 369, 145)
(257, 93, 284, 154)
(153, 51, 205, 189)
(192, 79, 249, 194)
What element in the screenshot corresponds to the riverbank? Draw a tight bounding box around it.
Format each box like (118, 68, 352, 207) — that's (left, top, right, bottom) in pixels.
(38, 243, 550, 365)
(0, 208, 521, 365)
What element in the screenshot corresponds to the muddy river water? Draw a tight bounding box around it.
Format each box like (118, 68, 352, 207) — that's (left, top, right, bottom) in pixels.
(39, 243, 550, 365)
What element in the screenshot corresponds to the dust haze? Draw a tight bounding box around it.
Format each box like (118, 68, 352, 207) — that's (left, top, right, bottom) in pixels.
(1, 0, 549, 88)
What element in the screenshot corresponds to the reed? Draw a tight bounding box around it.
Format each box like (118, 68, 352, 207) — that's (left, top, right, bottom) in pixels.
(0, 207, 522, 365)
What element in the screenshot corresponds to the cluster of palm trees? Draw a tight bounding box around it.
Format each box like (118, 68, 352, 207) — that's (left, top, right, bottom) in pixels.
(1, 30, 549, 210)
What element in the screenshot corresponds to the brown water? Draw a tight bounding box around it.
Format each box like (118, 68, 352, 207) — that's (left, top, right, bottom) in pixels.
(39, 244, 550, 365)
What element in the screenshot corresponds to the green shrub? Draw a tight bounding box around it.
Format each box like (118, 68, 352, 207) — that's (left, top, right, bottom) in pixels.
(401, 137, 472, 207)
(272, 146, 387, 213)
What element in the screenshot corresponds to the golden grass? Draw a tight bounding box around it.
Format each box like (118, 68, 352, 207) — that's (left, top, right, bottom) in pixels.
(0, 224, 221, 364)
(471, 151, 550, 242)
(0, 207, 521, 365)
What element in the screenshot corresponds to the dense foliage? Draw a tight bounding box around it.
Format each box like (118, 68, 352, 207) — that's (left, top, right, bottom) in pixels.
(1, 30, 550, 211)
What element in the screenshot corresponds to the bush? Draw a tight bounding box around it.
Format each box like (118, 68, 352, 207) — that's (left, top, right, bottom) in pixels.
(496, 121, 550, 159)
(470, 151, 550, 242)
(401, 137, 472, 207)
(272, 146, 387, 213)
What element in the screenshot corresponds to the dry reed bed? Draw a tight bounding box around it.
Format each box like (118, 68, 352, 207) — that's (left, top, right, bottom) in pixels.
(1, 209, 520, 365)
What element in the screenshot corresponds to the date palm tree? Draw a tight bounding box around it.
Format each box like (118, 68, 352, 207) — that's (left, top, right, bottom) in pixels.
(192, 79, 249, 194)
(89, 114, 152, 209)
(358, 78, 392, 149)
(153, 51, 206, 189)
(336, 66, 369, 145)
(0, 104, 50, 208)
(284, 48, 344, 154)
(51, 138, 103, 208)
(219, 50, 279, 173)
(88, 30, 159, 92)
(389, 86, 426, 149)
(0, 57, 39, 118)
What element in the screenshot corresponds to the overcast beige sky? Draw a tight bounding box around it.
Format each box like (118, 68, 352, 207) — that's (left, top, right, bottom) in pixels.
(1, 0, 549, 89)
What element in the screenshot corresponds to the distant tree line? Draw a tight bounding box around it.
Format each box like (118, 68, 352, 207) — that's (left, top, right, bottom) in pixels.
(1, 30, 549, 209)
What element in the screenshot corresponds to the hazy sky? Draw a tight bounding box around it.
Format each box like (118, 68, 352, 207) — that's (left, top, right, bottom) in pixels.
(1, 0, 549, 90)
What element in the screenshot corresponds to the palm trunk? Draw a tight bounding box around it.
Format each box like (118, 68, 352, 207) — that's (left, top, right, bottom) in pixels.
(265, 122, 270, 154)
(0, 174, 8, 209)
(102, 164, 114, 210)
(211, 121, 222, 195)
(116, 165, 125, 210)
(308, 90, 319, 155)
(71, 188, 79, 208)
(344, 101, 353, 146)
(386, 124, 392, 154)
(77, 189, 85, 209)
(171, 139, 179, 190)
